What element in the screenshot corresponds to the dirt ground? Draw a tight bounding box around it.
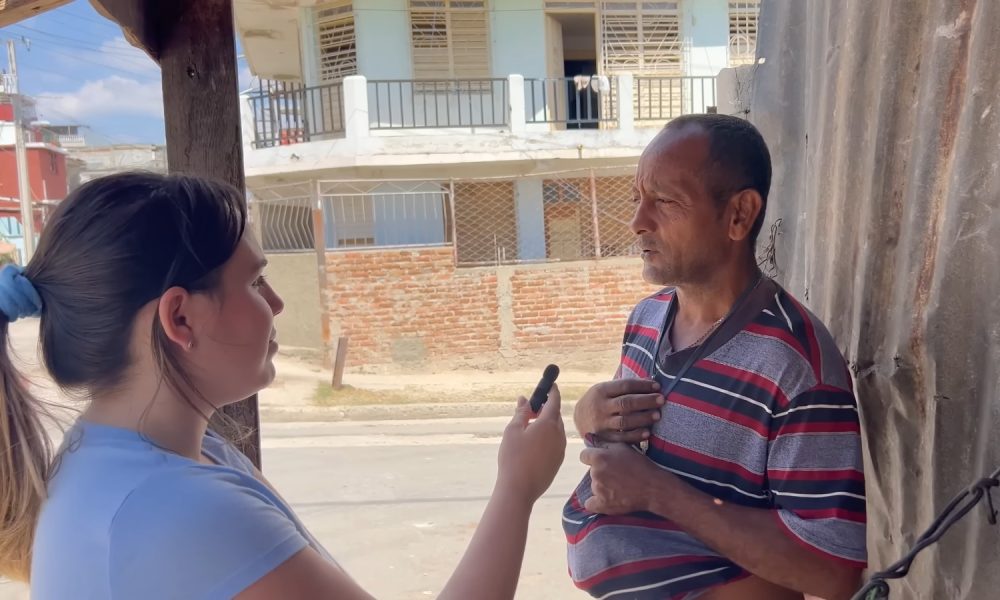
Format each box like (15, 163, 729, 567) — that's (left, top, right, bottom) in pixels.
(259, 346, 613, 421)
(8, 320, 617, 422)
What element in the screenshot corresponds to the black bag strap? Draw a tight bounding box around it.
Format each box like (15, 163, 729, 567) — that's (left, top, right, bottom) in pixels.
(654, 274, 778, 402)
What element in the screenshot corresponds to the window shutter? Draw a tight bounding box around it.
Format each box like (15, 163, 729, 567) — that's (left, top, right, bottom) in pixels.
(601, 1, 682, 75)
(410, 0, 490, 80)
(316, 2, 358, 82)
(728, 0, 760, 66)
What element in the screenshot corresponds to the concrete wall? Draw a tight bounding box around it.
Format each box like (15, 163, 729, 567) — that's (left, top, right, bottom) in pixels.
(684, 0, 731, 76)
(267, 252, 323, 349)
(753, 1, 1000, 597)
(490, 0, 547, 79)
(323, 246, 654, 369)
(355, 0, 414, 80)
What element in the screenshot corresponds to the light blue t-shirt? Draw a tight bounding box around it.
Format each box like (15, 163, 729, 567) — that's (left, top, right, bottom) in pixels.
(31, 421, 332, 600)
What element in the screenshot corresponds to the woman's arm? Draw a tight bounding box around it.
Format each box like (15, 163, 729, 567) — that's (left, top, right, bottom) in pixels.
(239, 388, 566, 600)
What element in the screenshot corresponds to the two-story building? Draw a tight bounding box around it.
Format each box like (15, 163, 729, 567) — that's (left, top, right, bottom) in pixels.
(0, 76, 69, 263)
(235, 0, 760, 368)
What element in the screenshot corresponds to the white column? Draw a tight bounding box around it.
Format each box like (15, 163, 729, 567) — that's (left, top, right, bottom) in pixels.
(617, 72, 635, 132)
(515, 179, 546, 260)
(238, 92, 256, 150)
(342, 75, 370, 141)
(508, 74, 526, 134)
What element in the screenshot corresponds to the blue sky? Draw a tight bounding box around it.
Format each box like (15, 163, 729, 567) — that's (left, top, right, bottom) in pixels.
(2, 1, 251, 145)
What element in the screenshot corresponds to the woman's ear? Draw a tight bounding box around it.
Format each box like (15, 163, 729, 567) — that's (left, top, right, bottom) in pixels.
(157, 287, 196, 351)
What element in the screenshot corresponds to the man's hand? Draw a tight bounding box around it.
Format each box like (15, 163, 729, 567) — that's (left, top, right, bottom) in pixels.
(573, 379, 665, 443)
(580, 443, 665, 515)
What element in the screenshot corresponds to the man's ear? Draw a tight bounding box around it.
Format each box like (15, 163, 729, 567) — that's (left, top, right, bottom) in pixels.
(728, 189, 763, 242)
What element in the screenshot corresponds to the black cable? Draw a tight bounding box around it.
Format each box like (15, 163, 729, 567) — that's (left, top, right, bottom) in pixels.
(851, 465, 1000, 600)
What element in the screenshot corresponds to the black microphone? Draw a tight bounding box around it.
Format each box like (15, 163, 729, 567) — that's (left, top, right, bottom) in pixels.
(529, 364, 560, 413)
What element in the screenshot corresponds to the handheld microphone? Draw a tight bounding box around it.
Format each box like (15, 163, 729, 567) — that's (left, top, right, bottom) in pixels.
(529, 364, 560, 413)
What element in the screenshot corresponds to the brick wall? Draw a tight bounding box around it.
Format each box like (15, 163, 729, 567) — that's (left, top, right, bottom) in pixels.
(325, 247, 500, 366)
(508, 262, 650, 353)
(323, 246, 657, 369)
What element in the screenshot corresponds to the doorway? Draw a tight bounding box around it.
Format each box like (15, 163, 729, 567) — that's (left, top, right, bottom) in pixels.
(545, 12, 601, 129)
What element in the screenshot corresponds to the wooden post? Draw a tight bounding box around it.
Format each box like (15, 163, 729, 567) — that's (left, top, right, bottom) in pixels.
(311, 180, 332, 367)
(332, 337, 349, 390)
(448, 179, 458, 265)
(158, 0, 261, 467)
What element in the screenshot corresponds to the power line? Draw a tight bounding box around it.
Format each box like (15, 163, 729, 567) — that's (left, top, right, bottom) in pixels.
(7, 24, 144, 57)
(5, 39, 158, 79)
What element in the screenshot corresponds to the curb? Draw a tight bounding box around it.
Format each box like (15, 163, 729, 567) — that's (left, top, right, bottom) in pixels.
(260, 400, 578, 423)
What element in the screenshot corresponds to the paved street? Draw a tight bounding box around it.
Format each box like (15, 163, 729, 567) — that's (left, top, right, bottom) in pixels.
(1, 417, 588, 600)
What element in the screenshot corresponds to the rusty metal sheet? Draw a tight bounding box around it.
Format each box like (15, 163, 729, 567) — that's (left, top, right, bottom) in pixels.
(751, 0, 1000, 597)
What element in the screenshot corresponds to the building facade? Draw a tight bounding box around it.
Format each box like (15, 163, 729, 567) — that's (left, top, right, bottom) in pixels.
(0, 76, 68, 263)
(234, 0, 760, 365)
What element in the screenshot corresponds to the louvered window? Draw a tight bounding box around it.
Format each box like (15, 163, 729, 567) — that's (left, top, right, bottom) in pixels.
(410, 0, 491, 80)
(728, 0, 759, 66)
(543, 0, 596, 9)
(316, 2, 357, 82)
(600, 1, 682, 75)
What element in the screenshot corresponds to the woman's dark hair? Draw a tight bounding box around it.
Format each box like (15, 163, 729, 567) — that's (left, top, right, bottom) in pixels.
(0, 172, 247, 581)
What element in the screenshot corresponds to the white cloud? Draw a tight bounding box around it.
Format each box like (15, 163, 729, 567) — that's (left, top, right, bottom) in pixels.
(36, 76, 163, 121)
(95, 36, 160, 79)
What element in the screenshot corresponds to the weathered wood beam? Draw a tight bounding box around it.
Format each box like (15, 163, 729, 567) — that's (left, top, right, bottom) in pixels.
(158, 0, 261, 467)
(88, 0, 183, 61)
(0, 0, 72, 28)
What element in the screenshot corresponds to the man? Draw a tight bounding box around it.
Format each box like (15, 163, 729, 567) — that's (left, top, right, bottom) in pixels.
(564, 114, 866, 600)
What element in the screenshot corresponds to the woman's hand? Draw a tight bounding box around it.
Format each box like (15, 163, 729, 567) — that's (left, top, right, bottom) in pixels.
(496, 384, 566, 504)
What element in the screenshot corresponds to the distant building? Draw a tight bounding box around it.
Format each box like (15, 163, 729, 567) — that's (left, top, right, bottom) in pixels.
(66, 144, 167, 190)
(0, 75, 69, 262)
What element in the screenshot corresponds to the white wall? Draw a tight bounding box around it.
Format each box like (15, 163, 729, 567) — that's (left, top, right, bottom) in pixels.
(684, 0, 730, 76)
(515, 179, 546, 260)
(355, 0, 413, 80)
(490, 0, 547, 79)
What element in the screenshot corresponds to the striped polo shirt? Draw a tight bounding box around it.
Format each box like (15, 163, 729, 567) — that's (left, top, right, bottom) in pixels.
(564, 280, 867, 599)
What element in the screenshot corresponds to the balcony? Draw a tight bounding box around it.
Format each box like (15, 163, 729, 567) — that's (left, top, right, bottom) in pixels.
(240, 72, 725, 177)
(246, 73, 719, 142)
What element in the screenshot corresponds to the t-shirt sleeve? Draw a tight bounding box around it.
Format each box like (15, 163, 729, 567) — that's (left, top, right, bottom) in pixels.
(766, 384, 868, 567)
(108, 467, 310, 600)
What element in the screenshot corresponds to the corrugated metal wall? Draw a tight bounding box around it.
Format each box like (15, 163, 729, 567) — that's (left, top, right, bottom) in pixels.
(751, 1, 1000, 597)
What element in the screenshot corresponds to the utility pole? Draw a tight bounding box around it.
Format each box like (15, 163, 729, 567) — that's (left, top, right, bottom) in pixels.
(7, 39, 36, 263)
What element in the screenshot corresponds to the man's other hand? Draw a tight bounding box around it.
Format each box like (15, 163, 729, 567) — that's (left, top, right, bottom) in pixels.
(580, 443, 663, 515)
(573, 379, 665, 443)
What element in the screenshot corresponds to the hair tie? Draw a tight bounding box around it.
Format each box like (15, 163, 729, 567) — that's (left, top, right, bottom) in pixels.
(0, 264, 43, 322)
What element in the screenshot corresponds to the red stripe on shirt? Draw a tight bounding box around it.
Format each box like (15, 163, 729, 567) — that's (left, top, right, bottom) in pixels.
(767, 468, 865, 483)
(626, 323, 661, 341)
(698, 359, 791, 408)
(566, 514, 684, 545)
(621, 354, 649, 378)
(783, 295, 824, 379)
(651, 439, 765, 486)
(667, 392, 770, 437)
(744, 322, 810, 363)
(575, 555, 721, 590)
(770, 420, 862, 438)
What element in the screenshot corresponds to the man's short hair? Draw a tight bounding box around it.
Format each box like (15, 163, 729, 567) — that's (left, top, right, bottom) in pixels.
(664, 114, 772, 245)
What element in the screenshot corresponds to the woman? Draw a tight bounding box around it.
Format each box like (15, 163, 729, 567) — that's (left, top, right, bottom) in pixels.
(0, 172, 566, 599)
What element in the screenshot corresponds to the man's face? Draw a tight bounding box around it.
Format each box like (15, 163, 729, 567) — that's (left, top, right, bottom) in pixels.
(630, 127, 733, 287)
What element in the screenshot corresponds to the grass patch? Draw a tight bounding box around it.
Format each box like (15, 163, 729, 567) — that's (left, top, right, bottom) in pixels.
(312, 382, 591, 407)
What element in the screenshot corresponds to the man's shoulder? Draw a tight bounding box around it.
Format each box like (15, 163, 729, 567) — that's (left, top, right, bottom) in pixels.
(763, 284, 852, 390)
(629, 287, 675, 318)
